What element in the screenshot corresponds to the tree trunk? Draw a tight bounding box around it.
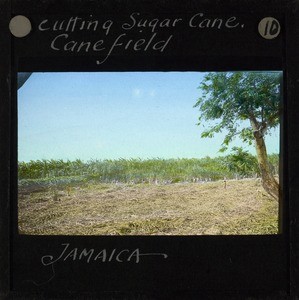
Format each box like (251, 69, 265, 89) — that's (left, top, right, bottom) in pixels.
(254, 134, 279, 199)
(249, 115, 279, 199)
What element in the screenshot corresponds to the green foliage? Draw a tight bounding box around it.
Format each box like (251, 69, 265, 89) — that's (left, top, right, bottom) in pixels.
(194, 71, 282, 148)
(18, 159, 86, 179)
(18, 157, 225, 183)
(18, 155, 279, 186)
(268, 153, 279, 174)
(223, 147, 259, 177)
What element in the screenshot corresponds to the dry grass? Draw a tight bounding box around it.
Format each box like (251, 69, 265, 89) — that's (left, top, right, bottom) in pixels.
(18, 179, 278, 235)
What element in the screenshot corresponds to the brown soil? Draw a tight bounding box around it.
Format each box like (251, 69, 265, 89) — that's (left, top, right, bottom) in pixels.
(18, 179, 279, 235)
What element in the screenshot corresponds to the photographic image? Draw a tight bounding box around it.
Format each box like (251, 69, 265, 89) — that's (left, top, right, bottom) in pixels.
(18, 71, 281, 235)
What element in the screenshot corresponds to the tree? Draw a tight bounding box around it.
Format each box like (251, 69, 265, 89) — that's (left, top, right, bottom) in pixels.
(194, 71, 281, 199)
(224, 147, 259, 177)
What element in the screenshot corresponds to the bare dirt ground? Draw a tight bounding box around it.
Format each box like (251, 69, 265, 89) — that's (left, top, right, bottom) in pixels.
(18, 179, 278, 235)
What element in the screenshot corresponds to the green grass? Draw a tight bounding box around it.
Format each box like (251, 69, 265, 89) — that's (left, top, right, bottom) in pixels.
(18, 154, 279, 187)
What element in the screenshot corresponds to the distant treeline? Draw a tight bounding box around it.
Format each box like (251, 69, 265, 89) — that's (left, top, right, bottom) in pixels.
(19, 149, 279, 185)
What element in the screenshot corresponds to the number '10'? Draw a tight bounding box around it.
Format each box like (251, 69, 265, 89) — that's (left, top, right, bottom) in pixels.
(264, 19, 280, 37)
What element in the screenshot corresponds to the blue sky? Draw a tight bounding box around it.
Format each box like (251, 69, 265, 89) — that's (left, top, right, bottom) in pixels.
(18, 72, 280, 162)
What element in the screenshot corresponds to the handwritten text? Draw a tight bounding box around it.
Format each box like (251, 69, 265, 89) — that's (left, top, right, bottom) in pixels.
(41, 243, 168, 266)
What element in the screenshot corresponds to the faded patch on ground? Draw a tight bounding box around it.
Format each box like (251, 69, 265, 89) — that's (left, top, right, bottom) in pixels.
(18, 179, 278, 235)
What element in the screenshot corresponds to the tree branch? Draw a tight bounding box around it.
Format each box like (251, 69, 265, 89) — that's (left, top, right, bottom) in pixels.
(248, 112, 267, 139)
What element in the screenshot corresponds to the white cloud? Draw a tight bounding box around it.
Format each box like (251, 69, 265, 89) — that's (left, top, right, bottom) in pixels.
(149, 89, 156, 97)
(132, 88, 156, 98)
(132, 88, 143, 97)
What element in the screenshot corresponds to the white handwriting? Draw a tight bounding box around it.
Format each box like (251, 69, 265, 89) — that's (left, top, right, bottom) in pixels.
(122, 12, 182, 33)
(41, 243, 168, 266)
(189, 13, 240, 29)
